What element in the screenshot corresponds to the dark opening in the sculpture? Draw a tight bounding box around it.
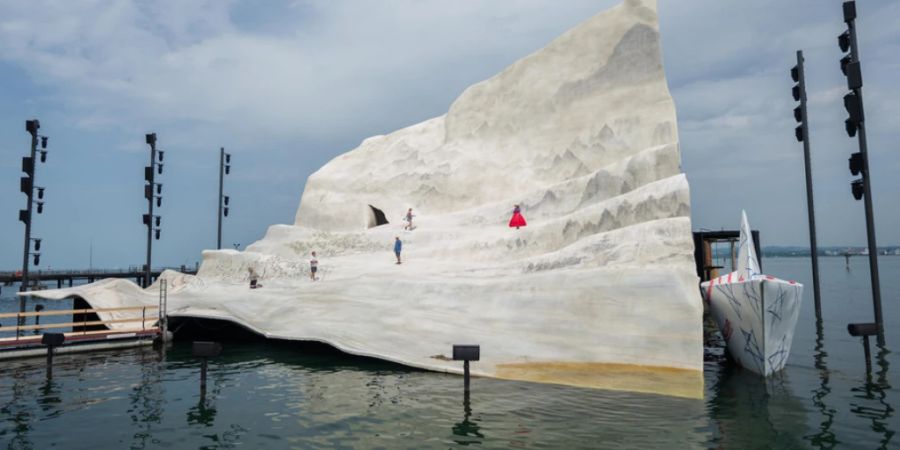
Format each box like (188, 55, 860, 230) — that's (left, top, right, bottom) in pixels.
(367, 205, 389, 228)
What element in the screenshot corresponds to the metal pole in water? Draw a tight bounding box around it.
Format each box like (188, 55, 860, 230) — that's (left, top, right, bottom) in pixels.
(144, 133, 158, 288)
(217, 147, 224, 250)
(791, 50, 823, 320)
(464, 360, 470, 392)
(200, 357, 208, 395)
(839, 1, 884, 345)
(42, 333, 64, 379)
(193, 341, 222, 400)
(19, 119, 41, 332)
(862, 335, 871, 373)
(453, 345, 480, 395)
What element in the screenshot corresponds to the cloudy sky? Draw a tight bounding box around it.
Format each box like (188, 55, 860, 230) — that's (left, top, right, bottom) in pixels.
(0, 0, 898, 270)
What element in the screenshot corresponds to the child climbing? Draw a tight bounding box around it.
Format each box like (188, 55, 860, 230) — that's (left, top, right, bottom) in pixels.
(509, 204, 527, 229)
(310, 251, 319, 281)
(403, 208, 415, 231)
(394, 237, 403, 264)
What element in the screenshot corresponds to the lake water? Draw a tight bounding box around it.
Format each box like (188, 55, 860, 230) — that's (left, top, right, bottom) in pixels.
(1, 257, 897, 449)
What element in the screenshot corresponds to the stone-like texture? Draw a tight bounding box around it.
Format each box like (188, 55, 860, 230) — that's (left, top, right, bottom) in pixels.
(29, 0, 702, 398)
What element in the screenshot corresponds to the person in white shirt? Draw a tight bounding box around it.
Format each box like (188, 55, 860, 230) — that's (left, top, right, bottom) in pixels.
(310, 251, 319, 281)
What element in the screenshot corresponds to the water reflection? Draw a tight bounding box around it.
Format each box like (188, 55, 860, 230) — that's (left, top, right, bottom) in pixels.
(451, 391, 484, 445)
(709, 365, 808, 448)
(187, 395, 218, 427)
(805, 320, 837, 449)
(38, 379, 62, 413)
(1, 370, 34, 450)
(128, 348, 165, 448)
(850, 346, 895, 449)
(187, 360, 223, 427)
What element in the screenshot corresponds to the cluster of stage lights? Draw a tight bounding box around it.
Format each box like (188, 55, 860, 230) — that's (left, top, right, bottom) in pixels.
(223, 151, 231, 217)
(144, 133, 163, 240)
(790, 1, 869, 202)
(20, 119, 49, 266)
(837, 2, 867, 201)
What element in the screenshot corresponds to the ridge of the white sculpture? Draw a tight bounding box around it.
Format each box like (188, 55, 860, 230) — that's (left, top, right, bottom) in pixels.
(28, 0, 704, 398)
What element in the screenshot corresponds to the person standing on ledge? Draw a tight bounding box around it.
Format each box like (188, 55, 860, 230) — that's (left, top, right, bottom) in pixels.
(394, 237, 403, 264)
(310, 251, 319, 281)
(509, 204, 527, 230)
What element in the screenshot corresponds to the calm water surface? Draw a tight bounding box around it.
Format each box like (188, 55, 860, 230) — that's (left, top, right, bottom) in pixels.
(0, 257, 897, 449)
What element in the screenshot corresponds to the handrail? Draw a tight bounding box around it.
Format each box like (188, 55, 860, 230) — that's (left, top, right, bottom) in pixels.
(0, 305, 158, 319)
(0, 326, 160, 345)
(0, 306, 159, 340)
(0, 316, 157, 333)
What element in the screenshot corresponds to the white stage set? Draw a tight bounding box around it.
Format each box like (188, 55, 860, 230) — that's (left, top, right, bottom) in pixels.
(28, 0, 705, 398)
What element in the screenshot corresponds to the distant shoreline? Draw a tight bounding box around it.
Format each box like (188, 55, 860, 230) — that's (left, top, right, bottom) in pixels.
(761, 246, 900, 257)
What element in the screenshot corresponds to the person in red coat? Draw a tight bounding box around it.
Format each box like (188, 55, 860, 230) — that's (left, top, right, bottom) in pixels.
(508, 204, 527, 229)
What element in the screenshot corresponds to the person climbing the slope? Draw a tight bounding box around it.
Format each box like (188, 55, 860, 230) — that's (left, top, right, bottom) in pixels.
(509, 204, 527, 230)
(403, 208, 415, 231)
(310, 251, 319, 281)
(248, 267, 261, 289)
(394, 237, 403, 264)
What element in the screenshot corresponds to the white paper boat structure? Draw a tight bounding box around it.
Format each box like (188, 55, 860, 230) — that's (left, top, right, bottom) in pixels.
(701, 211, 803, 376)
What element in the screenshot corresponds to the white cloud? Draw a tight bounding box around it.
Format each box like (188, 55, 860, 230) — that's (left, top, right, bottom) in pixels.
(0, 0, 612, 144)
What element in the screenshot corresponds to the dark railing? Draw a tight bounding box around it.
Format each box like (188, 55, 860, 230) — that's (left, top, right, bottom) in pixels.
(0, 266, 196, 285)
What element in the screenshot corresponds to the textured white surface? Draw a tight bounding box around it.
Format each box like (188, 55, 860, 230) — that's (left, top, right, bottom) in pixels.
(29, 0, 703, 397)
(701, 212, 803, 376)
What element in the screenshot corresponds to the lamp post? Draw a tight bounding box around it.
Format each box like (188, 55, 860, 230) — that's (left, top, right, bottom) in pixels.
(838, 1, 884, 346)
(217, 147, 231, 250)
(19, 119, 49, 328)
(143, 133, 163, 288)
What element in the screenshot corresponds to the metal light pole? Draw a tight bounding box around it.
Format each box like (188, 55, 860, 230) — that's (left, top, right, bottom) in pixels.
(19, 120, 39, 317)
(143, 133, 163, 288)
(217, 148, 231, 250)
(839, 1, 883, 346)
(790, 51, 822, 320)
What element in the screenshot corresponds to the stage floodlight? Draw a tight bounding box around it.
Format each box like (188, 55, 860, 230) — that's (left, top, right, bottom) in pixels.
(851, 178, 864, 200)
(849, 152, 863, 176)
(838, 31, 851, 53)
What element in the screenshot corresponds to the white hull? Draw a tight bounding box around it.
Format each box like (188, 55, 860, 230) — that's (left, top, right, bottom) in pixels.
(700, 212, 803, 376)
(703, 275, 802, 376)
